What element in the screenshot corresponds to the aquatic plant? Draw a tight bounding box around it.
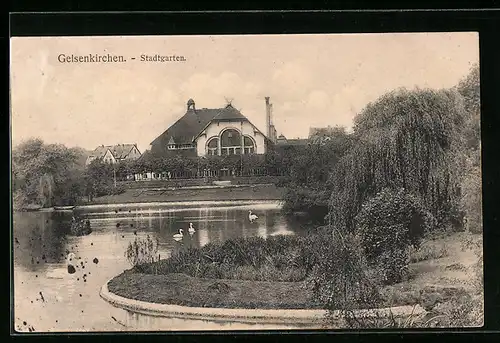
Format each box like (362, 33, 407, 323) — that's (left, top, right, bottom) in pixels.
(125, 235, 160, 267)
(70, 219, 92, 236)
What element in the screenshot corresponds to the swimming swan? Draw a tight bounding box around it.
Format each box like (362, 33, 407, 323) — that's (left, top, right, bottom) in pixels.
(173, 229, 184, 240)
(188, 223, 196, 235)
(46, 253, 77, 279)
(248, 210, 258, 223)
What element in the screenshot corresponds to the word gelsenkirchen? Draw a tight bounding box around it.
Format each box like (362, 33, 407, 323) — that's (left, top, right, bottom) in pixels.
(58, 54, 126, 63)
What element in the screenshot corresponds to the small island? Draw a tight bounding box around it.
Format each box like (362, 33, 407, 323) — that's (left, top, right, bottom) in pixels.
(105, 228, 481, 327)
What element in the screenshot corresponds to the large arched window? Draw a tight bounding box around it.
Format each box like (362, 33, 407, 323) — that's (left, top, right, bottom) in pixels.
(206, 137, 219, 156)
(220, 129, 242, 155)
(243, 136, 256, 154)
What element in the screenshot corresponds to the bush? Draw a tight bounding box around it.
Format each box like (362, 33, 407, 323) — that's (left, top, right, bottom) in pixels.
(355, 188, 435, 284)
(125, 235, 160, 267)
(307, 228, 384, 316)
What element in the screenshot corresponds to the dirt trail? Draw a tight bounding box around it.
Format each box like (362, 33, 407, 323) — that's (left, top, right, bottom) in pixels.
(409, 232, 482, 292)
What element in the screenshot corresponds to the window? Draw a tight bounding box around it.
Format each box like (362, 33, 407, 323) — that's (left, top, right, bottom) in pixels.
(206, 137, 219, 156)
(221, 129, 242, 155)
(243, 136, 256, 154)
(205, 130, 256, 156)
(221, 129, 241, 147)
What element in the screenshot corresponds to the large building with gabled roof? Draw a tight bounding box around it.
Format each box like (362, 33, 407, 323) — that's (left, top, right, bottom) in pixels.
(149, 97, 278, 158)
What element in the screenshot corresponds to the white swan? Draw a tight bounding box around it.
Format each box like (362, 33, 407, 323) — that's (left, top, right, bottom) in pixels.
(248, 210, 258, 223)
(188, 223, 196, 235)
(173, 229, 184, 241)
(46, 253, 77, 279)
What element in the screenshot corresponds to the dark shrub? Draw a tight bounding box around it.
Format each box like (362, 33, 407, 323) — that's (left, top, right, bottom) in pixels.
(355, 188, 435, 284)
(308, 229, 383, 315)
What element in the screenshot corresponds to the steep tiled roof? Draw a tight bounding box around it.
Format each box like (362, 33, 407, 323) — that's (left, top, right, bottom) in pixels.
(150, 108, 222, 146)
(151, 104, 257, 146)
(111, 144, 138, 159)
(89, 144, 138, 159)
(212, 105, 247, 121)
(89, 145, 111, 158)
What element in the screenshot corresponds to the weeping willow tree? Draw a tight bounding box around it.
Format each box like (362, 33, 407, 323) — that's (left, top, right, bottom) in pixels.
(328, 87, 468, 232)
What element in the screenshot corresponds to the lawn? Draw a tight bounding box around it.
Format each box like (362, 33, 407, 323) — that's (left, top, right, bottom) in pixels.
(108, 272, 319, 310)
(87, 184, 283, 205)
(107, 231, 483, 320)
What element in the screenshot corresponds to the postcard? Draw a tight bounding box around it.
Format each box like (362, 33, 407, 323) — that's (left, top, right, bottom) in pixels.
(10, 33, 483, 332)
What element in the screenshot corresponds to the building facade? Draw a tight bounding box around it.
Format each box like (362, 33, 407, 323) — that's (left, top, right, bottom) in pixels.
(149, 98, 278, 158)
(86, 143, 142, 165)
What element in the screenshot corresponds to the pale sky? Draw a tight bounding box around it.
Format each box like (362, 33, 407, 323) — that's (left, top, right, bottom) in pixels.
(10, 33, 479, 153)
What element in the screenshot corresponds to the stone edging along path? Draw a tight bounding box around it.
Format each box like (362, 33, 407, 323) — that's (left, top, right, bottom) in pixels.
(100, 279, 427, 325)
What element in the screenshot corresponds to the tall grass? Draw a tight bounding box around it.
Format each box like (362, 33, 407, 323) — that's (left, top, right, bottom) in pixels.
(134, 235, 311, 282)
(125, 235, 160, 267)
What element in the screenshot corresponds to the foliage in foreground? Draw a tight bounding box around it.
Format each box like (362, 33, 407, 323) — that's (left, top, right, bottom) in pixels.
(355, 188, 436, 284)
(124, 228, 483, 328)
(133, 235, 322, 282)
(307, 229, 384, 315)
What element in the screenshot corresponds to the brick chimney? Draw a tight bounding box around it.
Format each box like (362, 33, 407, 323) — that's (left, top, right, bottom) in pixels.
(265, 97, 271, 139)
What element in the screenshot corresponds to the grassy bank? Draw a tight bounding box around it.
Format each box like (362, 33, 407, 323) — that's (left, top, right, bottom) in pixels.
(118, 176, 286, 190)
(108, 232, 483, 320)
(84, 184, 283, 205)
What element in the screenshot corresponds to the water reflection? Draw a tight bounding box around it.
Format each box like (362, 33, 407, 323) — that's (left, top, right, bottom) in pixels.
(13, 201, 309, 332)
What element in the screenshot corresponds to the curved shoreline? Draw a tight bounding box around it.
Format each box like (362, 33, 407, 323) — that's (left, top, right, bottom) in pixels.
(100, 278, 427, 326)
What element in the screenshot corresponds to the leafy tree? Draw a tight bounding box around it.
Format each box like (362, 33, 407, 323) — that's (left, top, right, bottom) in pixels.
(12, 138, 86, 208)
(328, 88, 468, 232)
(83, 160, 115, 200)
(281, 126, 354, 222)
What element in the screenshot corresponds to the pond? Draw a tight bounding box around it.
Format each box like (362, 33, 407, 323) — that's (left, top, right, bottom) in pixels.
(12, 200, 314, 332)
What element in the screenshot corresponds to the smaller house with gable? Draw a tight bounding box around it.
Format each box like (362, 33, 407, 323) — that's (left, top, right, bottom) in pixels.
(85, 143, 142, 166)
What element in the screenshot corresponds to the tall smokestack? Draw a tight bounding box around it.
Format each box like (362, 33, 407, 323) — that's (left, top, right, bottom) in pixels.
(269, 103, 275, 142)
(265, 97, 271, 138)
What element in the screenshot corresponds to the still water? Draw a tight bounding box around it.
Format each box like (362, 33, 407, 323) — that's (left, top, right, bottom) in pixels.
(13, 200, 311, 332)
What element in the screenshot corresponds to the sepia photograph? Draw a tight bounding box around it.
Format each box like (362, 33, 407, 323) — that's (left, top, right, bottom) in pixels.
(10, 33, 483, 332)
